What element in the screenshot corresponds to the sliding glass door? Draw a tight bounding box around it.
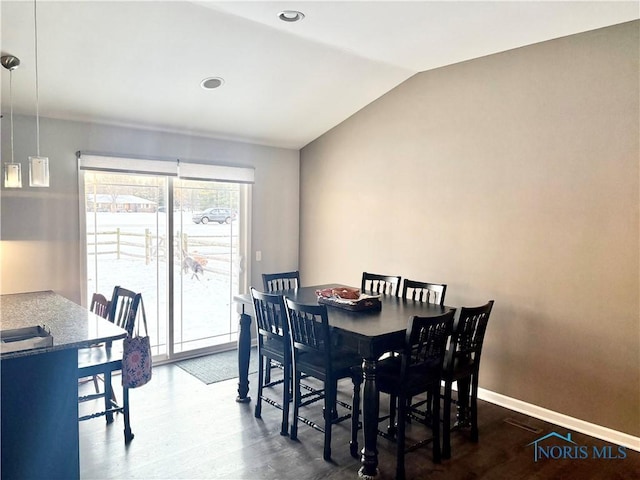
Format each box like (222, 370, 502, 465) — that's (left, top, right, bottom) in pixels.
(173, 179, 241, 353)
(85, 172, 168, 356)
(84, 166, 249, 360)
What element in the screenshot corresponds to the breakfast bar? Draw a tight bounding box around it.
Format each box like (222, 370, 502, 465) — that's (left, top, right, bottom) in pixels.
(0, 291, 127, 480)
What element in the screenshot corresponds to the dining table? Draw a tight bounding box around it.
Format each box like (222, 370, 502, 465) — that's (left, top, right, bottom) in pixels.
(233, 284, 453, 479)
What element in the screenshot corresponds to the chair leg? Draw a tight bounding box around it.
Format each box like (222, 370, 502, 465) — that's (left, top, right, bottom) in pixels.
(470, 374, 479, 442)
(426, 391, 433, 418)
(92, 375, 100, 393)
(443, 381, 453, 460)
(281, 359, 290, 436)
(396, 394, 406, 480)
(323, 378, 336, 461)
(104, 371, 114, 424)
(123, 386, 134, 443)
(290, 368, 300, 441)
(96, 374, 118, 404)
(350, 370, 362, 458)
(431, 386, 441, 464)
(456, 377, 471, 428)
(321, 379, 339, 422)
(387, 393, 397, 436)
(265, 358, 272, 384)
(254, 354, 264, 419)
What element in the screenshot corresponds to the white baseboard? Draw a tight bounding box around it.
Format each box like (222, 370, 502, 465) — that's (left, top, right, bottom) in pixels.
(477, 387, 640, 452)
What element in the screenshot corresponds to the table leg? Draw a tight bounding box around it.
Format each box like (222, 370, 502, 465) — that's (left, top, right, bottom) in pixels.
(236, 311, 252, 403)
(358, 357, 379, 478)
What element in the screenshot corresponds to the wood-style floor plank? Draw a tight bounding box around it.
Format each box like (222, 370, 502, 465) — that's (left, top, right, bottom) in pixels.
(79, 364, 639, 479)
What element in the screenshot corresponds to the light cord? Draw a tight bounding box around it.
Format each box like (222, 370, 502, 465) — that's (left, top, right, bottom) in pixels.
(34, 0, 41, 156)
(10, 69, 14, 163)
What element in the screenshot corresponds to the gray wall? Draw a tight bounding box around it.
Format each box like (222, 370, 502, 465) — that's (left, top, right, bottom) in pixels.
(300, 21, 639, 436)
(0, 116, 299, 303)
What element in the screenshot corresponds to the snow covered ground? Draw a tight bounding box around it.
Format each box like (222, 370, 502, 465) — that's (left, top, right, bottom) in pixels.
(86, 212, 241, 356)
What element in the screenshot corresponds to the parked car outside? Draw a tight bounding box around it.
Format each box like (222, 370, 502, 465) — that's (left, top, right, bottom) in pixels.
(192, 207, 237, 224)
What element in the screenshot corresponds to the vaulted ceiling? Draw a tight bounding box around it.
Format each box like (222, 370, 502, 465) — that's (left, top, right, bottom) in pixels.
(1, 1, 637, 149)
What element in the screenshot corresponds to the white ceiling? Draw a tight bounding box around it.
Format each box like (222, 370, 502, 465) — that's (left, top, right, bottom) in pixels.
(1, 1, 637, 149)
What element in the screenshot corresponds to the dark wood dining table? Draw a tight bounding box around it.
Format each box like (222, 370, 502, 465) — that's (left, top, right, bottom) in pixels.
(234, 284, 453, 479)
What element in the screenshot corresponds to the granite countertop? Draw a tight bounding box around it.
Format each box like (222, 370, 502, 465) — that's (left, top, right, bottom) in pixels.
(0, 291, 127, 359)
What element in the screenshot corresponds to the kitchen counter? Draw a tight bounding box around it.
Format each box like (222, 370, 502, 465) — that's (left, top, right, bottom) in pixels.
(0, 290, 127, 480)
(1, 290, 126, 358)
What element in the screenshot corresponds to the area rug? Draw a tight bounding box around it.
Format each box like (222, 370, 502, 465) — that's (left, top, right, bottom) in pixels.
(176, 347, 258, 385)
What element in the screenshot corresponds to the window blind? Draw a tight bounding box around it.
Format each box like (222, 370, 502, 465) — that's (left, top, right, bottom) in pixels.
(77, 152, 255, 183)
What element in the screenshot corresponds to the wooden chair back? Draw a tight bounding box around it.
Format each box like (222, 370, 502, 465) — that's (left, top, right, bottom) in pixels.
(90, 293, 110, 319)
(284, 299, 331, 362)
(251, 287, 288, 343)
(108, 286, 141, 336)
(262, 271, 300, 292)
(447, 300, 494, 373)
(402, 312, 454, 385)
(402, 279, 447, 306)
(361, 272, 402, 297)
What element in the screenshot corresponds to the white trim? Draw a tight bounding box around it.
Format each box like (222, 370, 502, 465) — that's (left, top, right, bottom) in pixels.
(477, 387, 640, 452)
(77, 165, 88, 307)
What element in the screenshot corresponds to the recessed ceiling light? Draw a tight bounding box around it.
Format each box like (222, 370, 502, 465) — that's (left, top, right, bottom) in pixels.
(278, 10, 304, 22)
(201, 77, 224, 90)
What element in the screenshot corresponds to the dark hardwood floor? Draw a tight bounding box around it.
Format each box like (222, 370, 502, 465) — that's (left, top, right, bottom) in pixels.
(79, 364, 638, 479)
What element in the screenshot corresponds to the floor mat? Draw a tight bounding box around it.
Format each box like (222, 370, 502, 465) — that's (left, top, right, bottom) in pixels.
(176, 347, 258, 385)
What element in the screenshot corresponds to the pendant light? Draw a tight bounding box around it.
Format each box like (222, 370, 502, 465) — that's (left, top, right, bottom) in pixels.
(1, 55, 23, 188)
(29, 0, 49, 187)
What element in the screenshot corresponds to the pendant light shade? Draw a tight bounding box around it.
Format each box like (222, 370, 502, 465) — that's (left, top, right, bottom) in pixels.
(1, 54, 23, 188)
(4, 163, 22, 188)
(29, 156, 49, 187)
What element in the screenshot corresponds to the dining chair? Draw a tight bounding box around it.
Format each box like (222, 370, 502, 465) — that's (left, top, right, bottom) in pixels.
(402, 279, 447, 306)
(90, 292, 111, 318)
(441, 300, 494, 459)
(250, 287, 291, 436)
(80, 293, 114, 397)
(262, 271, 300, 292)
(284, 298, 362, 460)
(361, 272, 402, 297)
(377, 310, 455, 480)
(78, 285, 141, 443)
(261, 271, 301, 383)
(401, 279, 448, 414)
